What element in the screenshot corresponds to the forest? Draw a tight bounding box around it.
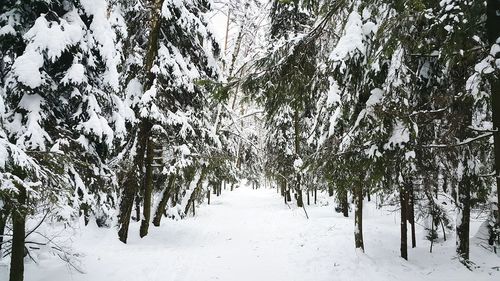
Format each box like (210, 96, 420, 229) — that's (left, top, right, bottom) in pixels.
(0, 0, 499, 280)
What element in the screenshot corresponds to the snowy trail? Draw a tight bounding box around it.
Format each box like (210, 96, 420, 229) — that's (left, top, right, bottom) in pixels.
(3, 185, 498, 281)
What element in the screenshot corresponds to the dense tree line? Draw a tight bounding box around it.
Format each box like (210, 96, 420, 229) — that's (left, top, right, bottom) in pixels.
(242, 0, 500, 264)
(0, 1, 259, 281)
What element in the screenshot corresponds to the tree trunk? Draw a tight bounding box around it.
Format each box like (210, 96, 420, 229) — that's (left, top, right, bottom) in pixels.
(137, 0, 167, 238)
(341, 189, 349, 217)
(283, 183, 287, 204)
(152, 175, 176, 226)
(354, 183, 364, 251)
(228, 21, 245, 77)
(280, 179, 285, 197)
(294, 108, 303, 208)
(296, 181, 303, 207)
(118, 0, 165, 243)
(134, 193, 141, 221)
(307, 189, 310, 205)
(222, 8, 231, 71)
(140, 137, 155, 238)
(314, 187, 317, 204)
(408, 185, 416, 248)
(400, 185, 408, 260)
(184, 169, 206, 216)
(118, 171, 139, 243)
(430, 210, 435, 253)
(207, 186, 211, 205)
(10, 185, 26, 281)
(286, 187, 292, 202)
(81, 203, 90, 226)
(487, 0, 500, 248)
(328, 184, 334, 197)
(456, 175, 471, 261)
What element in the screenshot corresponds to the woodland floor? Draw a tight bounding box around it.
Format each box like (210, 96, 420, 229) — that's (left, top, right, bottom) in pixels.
(0, 184, 499, 281)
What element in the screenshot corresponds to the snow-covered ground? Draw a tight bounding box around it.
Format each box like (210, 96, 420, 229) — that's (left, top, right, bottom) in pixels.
(1, 185, 498, 281)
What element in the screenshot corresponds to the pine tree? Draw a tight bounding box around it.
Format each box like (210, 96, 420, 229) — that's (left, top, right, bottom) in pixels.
(116, 0, 220, 242)
(1, 1, 127, 279)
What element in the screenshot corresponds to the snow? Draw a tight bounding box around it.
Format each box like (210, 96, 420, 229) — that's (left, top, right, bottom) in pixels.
(0, 24, 15, 36)
(77, 94, 115, 147)
(326, 77, 340, 106)
(384, 120, 410, 149)
(365, 88, 383, 108)
(2, 185, 498, 281)
(293, 158, 303, 170)
(80, 0, 121, 90)
(0, 141, 9, 169)
(23, 13, 84, 62)
(61, 63, 86, 85)
(11, 50, 44, 88)
(8, 94, 51, 150)
(329, 11, 365, 61)
(327, 107, 341, 137)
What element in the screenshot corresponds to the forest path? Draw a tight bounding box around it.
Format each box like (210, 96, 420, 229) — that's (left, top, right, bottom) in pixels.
(13, 185, 499, 281)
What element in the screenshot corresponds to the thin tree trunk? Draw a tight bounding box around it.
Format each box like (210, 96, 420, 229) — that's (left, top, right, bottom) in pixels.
(118, 0, 165, 243)
(222, 8, 231, 71)
(441, 219, 447, 241)
(280, 179, 285, 197)
(294, 108, 303, 207)
(328, 184, 334, 197)
(152, 175, 176, 226)
(307, 189, 310, 205)
(283, 183, 287, 204)
(228, 22, 245, 77)
(207, 186, 211, 205)
(408, 185, 416, 248)
(184, 169, 206, 216)
(286, 180, 292, 202)
(400, 185, 408, 260)
(314, 187, 317, 204)
(140, 138, 155, 238)
(81, 203, 90, 226)
(296, 180, 303, 207)
(341, 189, 349, 217)
(137, 0, 166, 238)
(118, 170, 140, 243)
(134, 193, 141, 221)
(10, 185, 26, 281)
(456, 175, 471, 261)
(354, 183, 364, 251)
(430, 210, 435, 253)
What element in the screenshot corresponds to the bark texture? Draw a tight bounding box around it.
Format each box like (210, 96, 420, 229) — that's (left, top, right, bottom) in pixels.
(152, 175, 176, 226)
(400, 185, 408, 260)
(456, 175, 471, 261)
(10, 185, 26, 281)
(354, 183, 364, 251)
